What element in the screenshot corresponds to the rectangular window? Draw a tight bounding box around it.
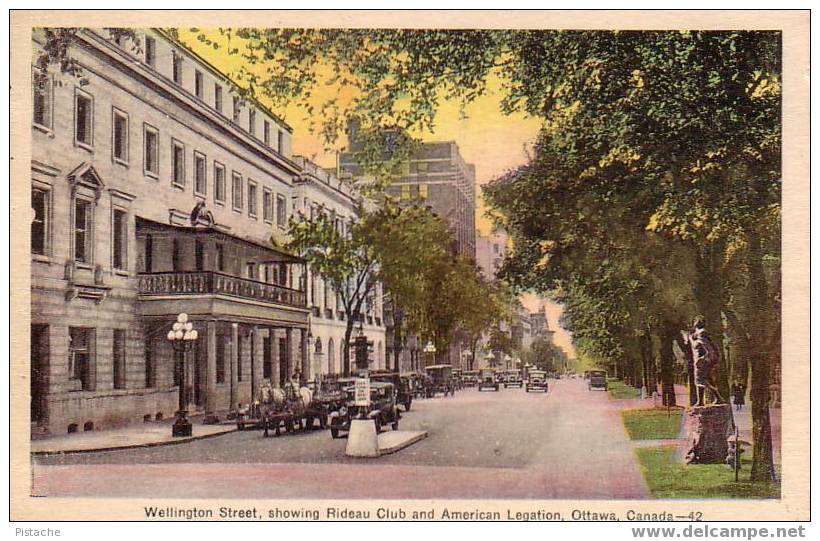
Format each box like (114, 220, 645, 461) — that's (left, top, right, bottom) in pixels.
(143, 124, 159, 177)
(32, 68, 52, 130)
(112, 208, 127, 270)
(264, 121, 270, 146)
(194, 70, 203, 99)
(419, 183, 429, 200)
(277, 130, 284, 154)
(172, 238, 181, 272)
(172, 53, 183, 85)
(194, 152, 206, 195)
(69, 327, 95, 391)
(75, 91, 93, 147)
(172, 140, 185, 187)
(246, 262, 256, 280)
(400, 184, 411, 200)
(276, 194, 286, 227)
(74, 199, 92, 264)
(113, 329, 126, 390)
(263, 189, 273, 223)
(232, 97, 241, 123)
(144, 36, 156, 66)
(214, 83, 223, 112)
(215, 243, 224, 272)
(248, 180, 257, 217)
(144, 337, 155, 388)
(232, 172, 243, 211)
(31, 188, 49, 256)
(112, 108, 129, 164)
(249, 109, 256, 136)
(214, 162, 226, 203)
(195, 240, 204, 271)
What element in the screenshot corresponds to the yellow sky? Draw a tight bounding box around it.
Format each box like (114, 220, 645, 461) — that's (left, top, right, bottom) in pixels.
(179, 29, 575, 357)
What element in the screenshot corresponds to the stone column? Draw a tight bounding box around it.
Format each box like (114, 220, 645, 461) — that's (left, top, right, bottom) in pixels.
(203, 321, 219, 423)
(301, 328, 309, 382)
(284, 327, 293, 382)
(270, 327, 280, 388)
(251, 325, 263, 400)
(230, 322, 239, 410)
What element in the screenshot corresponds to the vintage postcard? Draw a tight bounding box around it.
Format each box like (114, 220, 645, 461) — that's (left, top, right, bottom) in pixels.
(9, 9, 809, 524)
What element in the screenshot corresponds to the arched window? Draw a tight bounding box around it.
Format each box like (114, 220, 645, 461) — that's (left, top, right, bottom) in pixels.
(327, 338, 336, 375)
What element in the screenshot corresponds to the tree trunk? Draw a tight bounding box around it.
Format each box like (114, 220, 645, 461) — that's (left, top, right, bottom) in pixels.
(659, 324, 678, 407)
(694, 243, 731, 401)
(746, 232, 777, 482)
(343, 317, 354, 376)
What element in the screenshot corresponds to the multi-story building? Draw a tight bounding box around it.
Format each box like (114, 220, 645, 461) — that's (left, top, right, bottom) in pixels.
(29, 28, 324, 436)
(475, 229, 508, 280)
(291, 157, 387, 376)
(529, 305, 555, 344)
(338, 141, 477, 259)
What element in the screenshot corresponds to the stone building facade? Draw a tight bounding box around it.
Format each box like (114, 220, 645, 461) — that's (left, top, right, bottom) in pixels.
(29, 28, 383, 436)
(291, 157, 387, 377)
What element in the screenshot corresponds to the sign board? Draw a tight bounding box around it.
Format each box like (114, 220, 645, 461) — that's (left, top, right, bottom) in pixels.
(353, 377, 371, 406)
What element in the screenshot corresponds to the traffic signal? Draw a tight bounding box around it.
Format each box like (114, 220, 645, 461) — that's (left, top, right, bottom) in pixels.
(355, 335, 369, 369)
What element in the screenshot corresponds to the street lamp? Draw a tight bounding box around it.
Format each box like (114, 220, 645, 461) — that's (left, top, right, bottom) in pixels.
(166, 313, 197, 437)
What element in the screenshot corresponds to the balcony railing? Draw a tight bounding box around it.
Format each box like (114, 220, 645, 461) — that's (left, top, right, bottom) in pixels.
(138, 271, 306, 308)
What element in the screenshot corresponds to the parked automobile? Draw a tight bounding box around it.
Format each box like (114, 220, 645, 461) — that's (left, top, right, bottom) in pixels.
(424, 364, 455, 396)
(369, 370, 414, 411)
(526, 370, 549, 393)
(462, 370, 479, 387)
(504, 369, 523, 388)
(303, 377, 348, 429)
(478, 369, 500, 391)
(329, 381, 401, 438)
(588, 370, 608, 391)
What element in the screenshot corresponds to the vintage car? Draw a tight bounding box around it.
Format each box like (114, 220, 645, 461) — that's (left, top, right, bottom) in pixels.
(369, 370, 414, 411)
(462, 370, 479, 387)
(525, 370, 549, 393)
(588, 370, 608, 391)
(329, 381, 401, 438)
(504, 369, 523, 388)
(303, 377, 348, 429)
(478, 369, 500, 391)
(424, 364, 455, 397)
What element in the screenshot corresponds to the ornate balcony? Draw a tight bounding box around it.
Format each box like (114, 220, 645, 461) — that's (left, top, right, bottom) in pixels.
(138, 271, 306, 308)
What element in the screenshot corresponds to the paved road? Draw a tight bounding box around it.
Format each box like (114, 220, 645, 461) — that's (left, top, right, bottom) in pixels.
(32, 379, 649, 499)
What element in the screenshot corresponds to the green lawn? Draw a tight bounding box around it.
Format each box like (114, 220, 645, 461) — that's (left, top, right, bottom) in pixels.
(607, 379, 641, 399)
(635, 446, 781, 499)
(621, 408, 683, 440)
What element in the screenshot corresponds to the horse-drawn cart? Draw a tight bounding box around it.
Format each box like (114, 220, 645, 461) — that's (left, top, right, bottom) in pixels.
(237, 382, 312, 437)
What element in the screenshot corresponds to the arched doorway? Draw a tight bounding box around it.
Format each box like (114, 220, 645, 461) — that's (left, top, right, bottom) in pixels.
(313, 337, 323, 378)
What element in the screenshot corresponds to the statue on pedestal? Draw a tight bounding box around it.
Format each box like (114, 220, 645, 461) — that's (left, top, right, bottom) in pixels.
(687, 316, 725, 407)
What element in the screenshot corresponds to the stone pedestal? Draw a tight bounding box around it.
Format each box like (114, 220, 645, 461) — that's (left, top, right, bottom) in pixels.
(345, 419, 379, 458)
(683, 404, 733, 464)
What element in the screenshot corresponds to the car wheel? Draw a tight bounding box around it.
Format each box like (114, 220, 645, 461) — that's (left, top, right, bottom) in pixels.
(392, 419, 399, 431)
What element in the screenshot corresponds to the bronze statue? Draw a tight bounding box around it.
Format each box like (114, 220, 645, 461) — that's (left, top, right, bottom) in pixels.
(687, 316, 725, 406)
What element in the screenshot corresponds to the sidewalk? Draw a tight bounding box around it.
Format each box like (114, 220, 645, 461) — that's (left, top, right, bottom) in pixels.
(31, 414, 237, 455)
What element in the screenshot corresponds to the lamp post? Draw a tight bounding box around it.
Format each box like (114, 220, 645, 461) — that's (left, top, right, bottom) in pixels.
(167, 313, 197, 437)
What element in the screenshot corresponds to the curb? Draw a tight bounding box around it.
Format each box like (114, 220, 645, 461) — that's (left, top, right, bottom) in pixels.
(378, 431, 428, 456)
(31, 426, 238, 456)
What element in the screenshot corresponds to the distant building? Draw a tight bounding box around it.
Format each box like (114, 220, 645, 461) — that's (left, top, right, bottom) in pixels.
(529, 305, 555, 344)
(476, 229, 508, 280)
(339, 141, 476, 259)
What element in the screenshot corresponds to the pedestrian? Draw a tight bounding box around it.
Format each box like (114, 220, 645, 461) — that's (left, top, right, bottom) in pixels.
(733, 380, 746, 411)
